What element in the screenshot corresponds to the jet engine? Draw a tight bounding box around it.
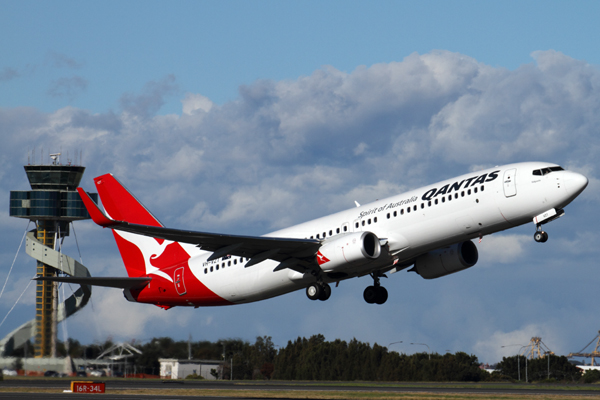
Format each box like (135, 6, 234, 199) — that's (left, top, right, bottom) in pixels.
(413, 241, 478, 279)
(317, 231, 382, 273)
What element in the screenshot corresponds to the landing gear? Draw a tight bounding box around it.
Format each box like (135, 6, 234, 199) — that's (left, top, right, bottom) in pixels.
(363, 273, 388, 304)
(363, 286, 388, 304)
(534, 225, 549, 243)
(306, 282, 331, 301)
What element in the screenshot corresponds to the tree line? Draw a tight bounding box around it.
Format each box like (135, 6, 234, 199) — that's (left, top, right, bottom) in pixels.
(11, 335, 599, 382)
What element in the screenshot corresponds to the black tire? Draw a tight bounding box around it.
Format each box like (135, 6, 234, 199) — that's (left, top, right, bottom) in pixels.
(319, 283, 331, 301)
(306, 284, 322, 301)
(363, 286, 377, 304)
(375, 287, 388, 304)
(534, 232, 544, 242)
(541, 231, 549, 242)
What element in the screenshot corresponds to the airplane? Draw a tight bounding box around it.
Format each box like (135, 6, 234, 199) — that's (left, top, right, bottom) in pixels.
(37, 162, 588, 308)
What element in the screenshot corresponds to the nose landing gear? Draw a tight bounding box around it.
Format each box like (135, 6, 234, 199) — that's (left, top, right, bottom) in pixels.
(363, 273, 388, 305)
(534, 225, 549, 243)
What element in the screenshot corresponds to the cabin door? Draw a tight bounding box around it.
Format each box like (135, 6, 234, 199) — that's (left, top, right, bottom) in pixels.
(174, 267, 187, 296)
(503, 169, 517, 197)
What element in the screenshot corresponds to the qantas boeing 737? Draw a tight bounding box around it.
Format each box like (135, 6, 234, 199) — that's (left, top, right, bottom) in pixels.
(37, 162, 588, 308)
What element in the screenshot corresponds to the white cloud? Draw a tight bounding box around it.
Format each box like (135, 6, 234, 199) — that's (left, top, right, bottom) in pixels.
(478, 234, 531, 265)
(0, 50, 599, 358)
(181, 93, 213, 115)
(474, 324, 554, 363)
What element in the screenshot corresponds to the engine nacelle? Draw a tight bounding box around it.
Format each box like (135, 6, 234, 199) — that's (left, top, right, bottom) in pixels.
(317, 231, 382, 273)
(413, 241, 478, 279)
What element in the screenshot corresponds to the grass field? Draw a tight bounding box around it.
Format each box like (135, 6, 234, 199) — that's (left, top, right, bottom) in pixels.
(3, 379, 600, 399)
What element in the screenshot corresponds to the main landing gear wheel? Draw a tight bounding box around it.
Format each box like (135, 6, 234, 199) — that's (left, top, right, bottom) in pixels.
(319, 283, 331, 301)
(364, 272, 388, 304)
(534, 231, 548, 243)
(306, 283, 331, 301)
(363, 286, 388, 305)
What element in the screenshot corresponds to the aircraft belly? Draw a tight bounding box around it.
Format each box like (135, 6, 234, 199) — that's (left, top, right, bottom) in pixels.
(233, 263, 303, 303)
(187, 256, 307, 304)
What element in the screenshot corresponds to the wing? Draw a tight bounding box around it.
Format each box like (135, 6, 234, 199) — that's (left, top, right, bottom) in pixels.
(77, 188, 321, 272)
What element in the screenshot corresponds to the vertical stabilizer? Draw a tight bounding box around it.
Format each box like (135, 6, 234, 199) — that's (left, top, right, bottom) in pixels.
(93, 174, 189, 277)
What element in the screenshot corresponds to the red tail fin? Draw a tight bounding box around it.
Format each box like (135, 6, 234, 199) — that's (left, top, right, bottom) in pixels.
(94, 174, 162, 227)
(93, 174, 186, 278)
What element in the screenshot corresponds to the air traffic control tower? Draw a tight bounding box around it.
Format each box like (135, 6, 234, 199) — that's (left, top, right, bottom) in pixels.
(4, 154, 97, 358)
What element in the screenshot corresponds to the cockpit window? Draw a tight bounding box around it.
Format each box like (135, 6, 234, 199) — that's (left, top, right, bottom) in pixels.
(532, 166, 564, 176)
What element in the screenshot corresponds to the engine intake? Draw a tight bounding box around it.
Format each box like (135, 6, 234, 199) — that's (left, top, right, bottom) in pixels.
(413, 241, 478, 279)
(317, 231, 382, 273)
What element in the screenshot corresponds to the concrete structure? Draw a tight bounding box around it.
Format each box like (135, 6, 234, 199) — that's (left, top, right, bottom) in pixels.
(159, 358, 222, 380)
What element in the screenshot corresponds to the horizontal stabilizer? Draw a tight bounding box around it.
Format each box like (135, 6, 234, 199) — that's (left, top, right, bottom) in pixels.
(34, 276, 151, 290)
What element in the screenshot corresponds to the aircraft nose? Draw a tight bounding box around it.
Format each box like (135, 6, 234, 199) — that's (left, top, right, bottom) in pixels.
(565, 172, 589, 196)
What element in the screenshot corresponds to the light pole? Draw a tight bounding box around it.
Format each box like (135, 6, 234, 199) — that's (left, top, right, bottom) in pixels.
(410, 343, 431, 360)
(501, 344, 526, 382)
(388, 341, 403, 349)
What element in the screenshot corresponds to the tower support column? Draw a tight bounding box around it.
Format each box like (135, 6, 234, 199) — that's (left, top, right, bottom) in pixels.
(35, 220, 58, 358)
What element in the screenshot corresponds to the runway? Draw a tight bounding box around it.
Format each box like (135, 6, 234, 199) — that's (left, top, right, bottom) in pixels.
(2, 378, 600, 399)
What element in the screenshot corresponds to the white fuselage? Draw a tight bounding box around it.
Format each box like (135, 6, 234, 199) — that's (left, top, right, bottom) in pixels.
(181, 162, 587, 304)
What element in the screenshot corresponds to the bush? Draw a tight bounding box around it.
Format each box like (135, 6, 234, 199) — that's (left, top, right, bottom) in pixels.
(582, 369, 600, 384)
(185, 373, 204, 380)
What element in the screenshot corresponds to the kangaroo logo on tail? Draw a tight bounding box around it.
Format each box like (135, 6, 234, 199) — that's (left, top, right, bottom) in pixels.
(94, 174, 191, 278)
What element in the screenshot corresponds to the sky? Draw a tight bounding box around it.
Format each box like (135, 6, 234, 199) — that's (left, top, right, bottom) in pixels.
(0, 0, 599, 364)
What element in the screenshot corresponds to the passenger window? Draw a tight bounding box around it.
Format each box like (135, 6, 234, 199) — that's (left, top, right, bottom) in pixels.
(228, 261, 231, 266)
(329, 230, 333, 236)
(336, 228, 340, 234)
(234, 259, 237, 265)
(204, 268, 207, 274)
(455, 193, 458, 199)
(442, 197, 446, 203)
(368, 219, 371, 225)
(387, 213, 390, 219)
(210, 266, 213, 272)
(316, 234, 320, 239)
(448, 195, 452, 201)
(435, 199, 438, 205)
(362, 221, 365, 226)
(474, 187, 478, 193)
(481, 185, 485, 191)
(461, 191, 465, 197)
(344, 226, 348, 232)
(407, 207, 411, 213)
(468, 189, 471, 195)
(374, 217, 377, 223)
(323, 232, 326, 237)
(428, 201, 431, 207)
(413, 205, 417, 211)
(355, 222, 359, 228)
(421, 203, 424, 209)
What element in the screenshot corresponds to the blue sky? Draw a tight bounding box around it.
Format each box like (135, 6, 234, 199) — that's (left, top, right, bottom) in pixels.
(3, 1, 600, 114)
(1, 1, 600, 363)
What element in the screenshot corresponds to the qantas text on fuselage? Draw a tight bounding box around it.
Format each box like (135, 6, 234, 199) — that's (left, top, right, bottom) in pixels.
(37, 162, 588, 308)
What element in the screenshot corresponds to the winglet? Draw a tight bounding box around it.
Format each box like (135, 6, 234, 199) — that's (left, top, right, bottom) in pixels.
(77, 187, 119, 227)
